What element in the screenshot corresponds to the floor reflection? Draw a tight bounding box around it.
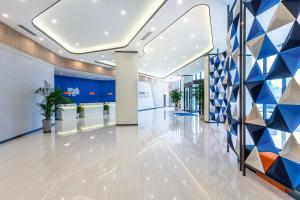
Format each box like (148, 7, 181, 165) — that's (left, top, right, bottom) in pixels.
(0, 108, 292, 200)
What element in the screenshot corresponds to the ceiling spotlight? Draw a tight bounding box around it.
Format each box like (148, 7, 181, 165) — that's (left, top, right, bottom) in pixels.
(159, 36, 164, 40)
(2, 13, 8, 18)
(75, 43, 79, 46)
(51, 19, 57, 24)
(136, 42, 140, 46)
(190, 34, 195, 39)
(183, 18, 189, 22)
(121, 10, 126, 15)
(101, 55, 105, 58)
(80, 59, 84, 61)
(151, 27, 156, 32)
(172, 47, 176, 51)
(39, 37, 44, 41)
(59, 50, 63, 53)
(163, 56, 168, 60)
(195, 45, 199, 49)
(177, 0, 183, 4)
(104, 31, 109, 36)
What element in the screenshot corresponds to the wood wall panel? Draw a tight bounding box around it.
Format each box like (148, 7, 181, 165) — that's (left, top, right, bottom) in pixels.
(0, 21, 114, 77)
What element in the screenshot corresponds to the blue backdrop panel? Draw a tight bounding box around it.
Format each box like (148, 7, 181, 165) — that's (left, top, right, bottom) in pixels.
(54, 75, 115, 104)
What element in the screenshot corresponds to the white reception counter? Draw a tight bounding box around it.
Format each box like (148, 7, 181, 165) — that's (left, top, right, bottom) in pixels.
(56, 104, 77, 121)
(80, 103, 104, 118)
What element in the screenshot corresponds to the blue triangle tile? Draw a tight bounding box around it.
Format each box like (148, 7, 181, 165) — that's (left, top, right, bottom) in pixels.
(245, 124, 267, 145)
(266, 54, 295, 80)
(257, 35, 278, 60)
(247, 18, 265, 42)
(267, 106, 292, 132)
(257, 0, 280, 16)
(281, 157, 300, 190)
(232, 36, 240, 52)
(281, 22, 300, 52)
(281, 46, 300, 75)
(266, 157, 294, 189)
(282, 0, 300, 18)
(246, 62, 265, 82)
(246, 81, 264, 102)
(256, 82, 277, 104)
(256, 129, 278, 153)
(277, 105, 300, 133)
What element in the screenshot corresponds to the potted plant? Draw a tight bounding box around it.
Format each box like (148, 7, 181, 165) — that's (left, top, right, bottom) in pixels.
(77, 106, 84, 118)
(35, 81, 71, 133)
(104, 103, 110, 115)
(169, 89, 182, 111)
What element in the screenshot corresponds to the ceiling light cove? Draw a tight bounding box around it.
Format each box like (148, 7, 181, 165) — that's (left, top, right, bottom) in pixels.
(139, 5, 213, 79)
(32, 0, 167, 54)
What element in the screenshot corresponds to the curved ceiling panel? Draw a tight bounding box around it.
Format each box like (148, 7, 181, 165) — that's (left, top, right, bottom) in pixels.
(138, 5, 213, 79)
(32, 0, 166, 54)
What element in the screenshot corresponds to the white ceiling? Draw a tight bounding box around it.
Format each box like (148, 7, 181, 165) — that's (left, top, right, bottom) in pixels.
(0, 0, 228, 80)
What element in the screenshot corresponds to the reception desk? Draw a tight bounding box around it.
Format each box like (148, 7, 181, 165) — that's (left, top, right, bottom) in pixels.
(80, 103, 103, 118)
(56, 104, 77, 121)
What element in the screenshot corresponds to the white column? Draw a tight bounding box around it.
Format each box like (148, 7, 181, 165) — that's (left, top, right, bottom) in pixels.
(115, 51, 138, 125)
(203, 56, 210, 122)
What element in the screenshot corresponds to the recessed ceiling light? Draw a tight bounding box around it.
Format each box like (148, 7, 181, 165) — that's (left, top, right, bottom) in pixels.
(190, 34, 195, 39)
(183, 18, 189, 22)
(39, 37, 44, 41)
(101, 55, 105, 58)
(51, 19, 57, 24)
(120, 10, 126, 15)
(136, 42, 140, 46)
(172, 47, 176, 51)
(75, 43, 79, 46)
(159, 36, 164, 40)
(195, 45, 199, 49)
(163, 56, 168, 60)
(104, 31, 109, 36)
(177, 0, 183, 4)
(2, 13, 8, 18)
(59, 50, 63, 53)
(151, 27, 156, 32)
(80, 59, 84, 61)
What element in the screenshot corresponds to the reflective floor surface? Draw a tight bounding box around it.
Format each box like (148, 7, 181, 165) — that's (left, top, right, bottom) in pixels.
(0, 108, 292, 200)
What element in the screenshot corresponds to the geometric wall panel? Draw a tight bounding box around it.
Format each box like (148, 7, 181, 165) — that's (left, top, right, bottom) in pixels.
(245, 0, 300, 193)
(209, 52, 228, 123)
(226, 0, 240, 157)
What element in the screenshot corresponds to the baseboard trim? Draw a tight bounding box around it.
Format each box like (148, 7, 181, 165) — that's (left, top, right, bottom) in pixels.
(0, 127, 43, 145)
(0, 123, 55, 145)
(116, 124, 138, 126)
(138, 107, 170, 111)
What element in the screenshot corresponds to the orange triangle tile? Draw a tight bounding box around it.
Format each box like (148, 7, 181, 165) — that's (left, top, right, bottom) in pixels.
(259, 152, 278, 172)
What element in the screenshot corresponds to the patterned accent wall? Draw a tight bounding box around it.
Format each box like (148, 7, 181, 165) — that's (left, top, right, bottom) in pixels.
(244, 0, 300, 192)
(225, 0, 240, 156)
(209, 52, 228, 123)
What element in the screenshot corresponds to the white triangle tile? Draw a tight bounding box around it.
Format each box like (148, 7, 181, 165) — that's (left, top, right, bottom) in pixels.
(245, 147, 265, 173)
(280, 134, 300, 164)
(246, 34, 265, 59)
(267, 22, 294, 51)
(245, 104, 266, 127)
(266, 2, 295, 33)
(233, 0, 240, 19)
(257, 4, 277, 31)
(233, 103, 239, 121)
(279, 78, 300, 105)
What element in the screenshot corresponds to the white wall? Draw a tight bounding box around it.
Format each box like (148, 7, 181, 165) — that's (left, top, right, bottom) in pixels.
(138, 79, 170, 110)
(0, 44, 54, 142)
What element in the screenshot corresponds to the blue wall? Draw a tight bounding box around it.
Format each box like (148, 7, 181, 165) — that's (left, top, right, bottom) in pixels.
(55, 75, 115, 104)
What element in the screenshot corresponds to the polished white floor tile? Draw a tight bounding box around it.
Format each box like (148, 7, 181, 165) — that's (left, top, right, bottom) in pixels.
(0, 108, 292, 200)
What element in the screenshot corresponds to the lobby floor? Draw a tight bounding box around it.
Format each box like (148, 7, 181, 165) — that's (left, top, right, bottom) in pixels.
(0, 108, 292, 200)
